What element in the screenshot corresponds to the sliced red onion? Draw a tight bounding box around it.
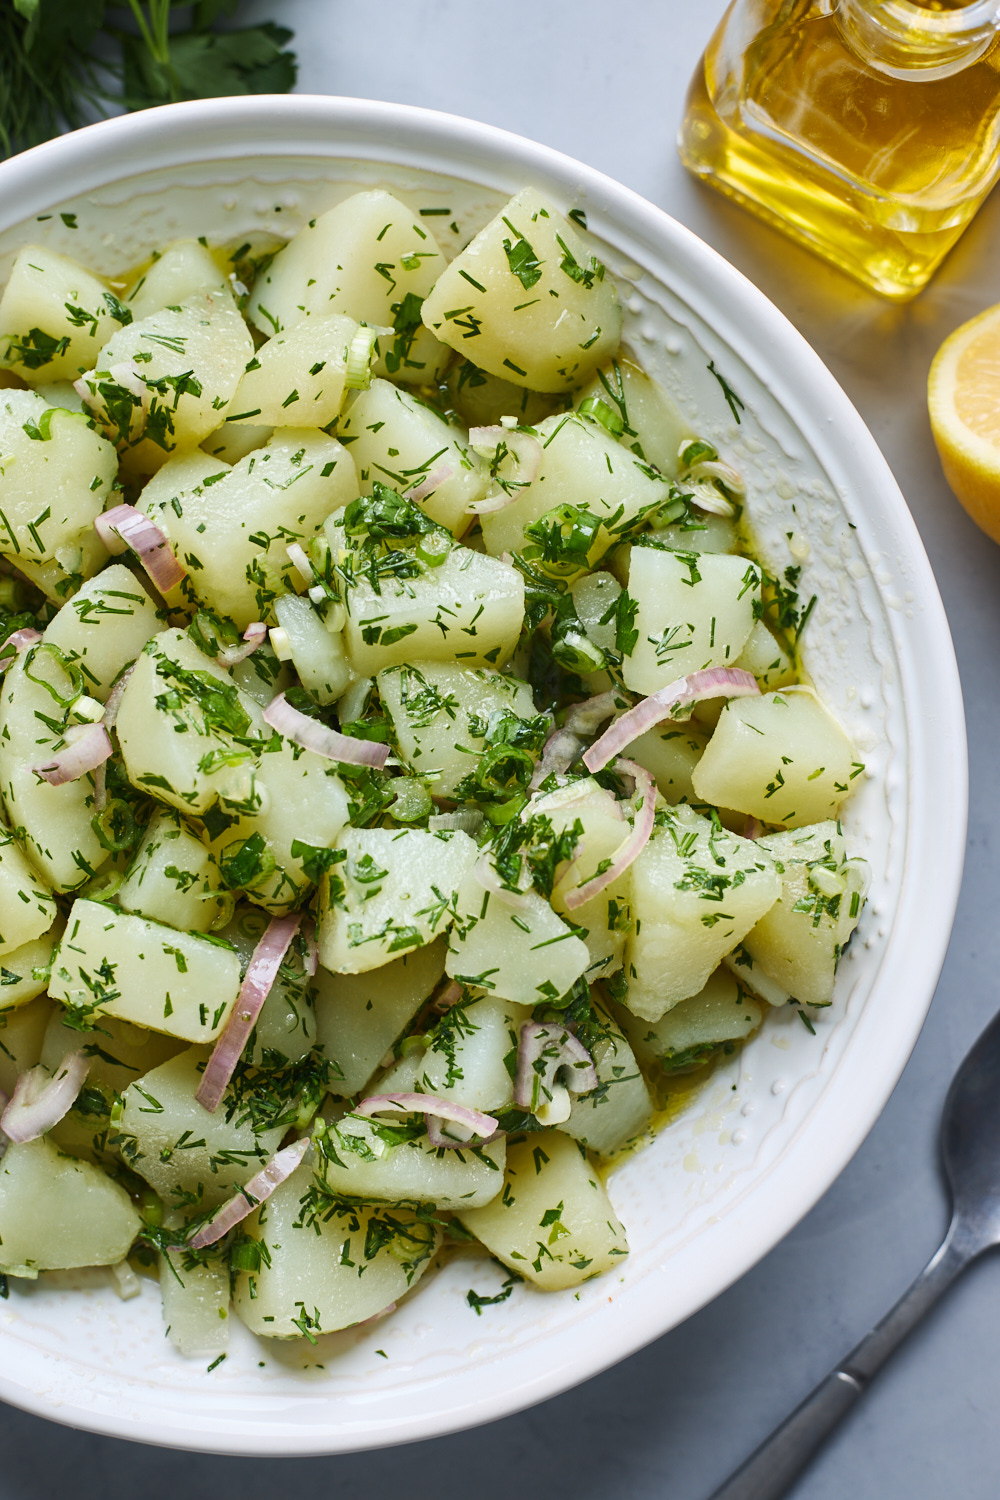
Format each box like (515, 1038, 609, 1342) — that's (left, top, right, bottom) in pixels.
(409, 464, 454, 503)
(263, 692, 389, 770)
(432, 979, 463, 1014)
(355, 1092, 497, 1148)
(356, 1301, 397, 1327)
(473, 847, 531, 910)
(513, 1022, 598, 1121)
(468, 426, 543, 482)
(286, 542, 315, 584)
(1, 627, 42, 670)
(744, 815, 764, 840)
(187, 1137, 310, 1249)
(32, 721, 112, 786)
(528, 692, 618, 791)
(1, 1050, 89, 1143)
(94, 505, 186, 593)
(583, 667, 760, 773)
(563, 759, 655, 910)
(102, 663, 136, 729)
(468, 489, 521, 516)
(196, 913, 302, 1113)
(217, 622, 266, 669)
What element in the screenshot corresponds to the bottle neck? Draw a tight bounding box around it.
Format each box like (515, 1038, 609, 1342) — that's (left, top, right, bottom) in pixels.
(837, 0, 1000, 79)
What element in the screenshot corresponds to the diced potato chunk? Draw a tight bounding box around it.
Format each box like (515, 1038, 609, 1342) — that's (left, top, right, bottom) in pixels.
(231, 314, 357, 428)
(0, 929, 59, 1015)
(0, 1136, 140, 1271)
(627, 722, 707, 804)
(446, 360, 564, 429)
(314, 940, 446, 1097)
(0, 246, 130, 383)
(740, 821, 869, 1006)
(42, 1009, 184, 1090)
(50, 899, 241, 1041)
(379, 994, 530, 1114)
(115, 1047, 285, 1211)
(247, 189, 446, 337)
(200, 418, 274, 465)
(623, 543, 761, 694)
(272, 593, 350, 705)
(622, 804, 780, 1021)
(142, 430, 357, 627)
(422, 188, 622, 393)
(537, 778, 633, 980)
(125, 240, 228, 321)
(314, 1112, 505, 1208)
(692, 688, 859, 828)
(560, 1003, 652, 1156)
(233, 1162, 439, 1337)
(118, 807, 229, 932)
(576, 356, 692, 478)
(78, 289, 252, 472)
(341, 542, 524, 675)
(318, 827, 478, 974)
(0, 644, 111, 891)
(0, 826, 58, 955)
(338, 379, 488, 533)
(480, 412, 671, 565)
(458, 1131, 627, 1289)
(0, 996, 52, 1092)
(42, 563, 161, 700)
(159, 1248, 230, 1357)
(378, 661, 537, 796)
(446, 871, 591, 1006)
(617, 968, 762, 1074)
(0, 390, 115, 597)
(734, 619, 796, 691)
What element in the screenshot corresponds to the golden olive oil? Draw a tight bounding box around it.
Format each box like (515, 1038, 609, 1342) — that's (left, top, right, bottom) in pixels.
(679, 0, 1000, 299)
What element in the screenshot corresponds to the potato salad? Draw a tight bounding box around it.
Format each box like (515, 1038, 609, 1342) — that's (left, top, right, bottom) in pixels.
(0, 185, 869, 1357)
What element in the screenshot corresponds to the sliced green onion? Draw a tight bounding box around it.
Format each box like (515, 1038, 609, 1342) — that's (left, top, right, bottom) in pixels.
(416, 530, 451, 567)
(344, 326, 379, 390)
(91, 798, 138, 853)
(678, 438, 718, 468)
(229, 1238, 263, 1273)
(391, 778, 433, 823)
(551, 629, 606, 674)
(579, 396, 624, 437)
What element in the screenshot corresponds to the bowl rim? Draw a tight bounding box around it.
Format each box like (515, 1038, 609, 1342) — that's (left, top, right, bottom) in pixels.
(0, 93, 969, 1455)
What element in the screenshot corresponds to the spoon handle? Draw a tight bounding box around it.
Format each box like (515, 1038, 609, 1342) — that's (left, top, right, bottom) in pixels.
(707, 1225, 971, 1500)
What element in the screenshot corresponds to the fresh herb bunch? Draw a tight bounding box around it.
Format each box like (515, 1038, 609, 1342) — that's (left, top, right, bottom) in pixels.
(1, 0, 297, 159)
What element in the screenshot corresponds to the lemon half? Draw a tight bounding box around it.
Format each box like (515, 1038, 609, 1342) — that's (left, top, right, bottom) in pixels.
(929, 301, 1000, 543)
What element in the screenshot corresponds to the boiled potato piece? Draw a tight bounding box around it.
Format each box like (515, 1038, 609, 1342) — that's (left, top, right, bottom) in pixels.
(741, 821, 870, 1006)
(617, 967, 762, 1073)
(313, 940, 446, 1097)
(0, 1136, 140, 1272)
(692, 688, 859, 828)
(480, 412, 671, 565)
(318, 827, 477, 974)
(379, 994, 530, 1114)
(734, 619, 796, 691)
(533, 778, 632, 979)
(0, 390, 115, 598)
(446, 360, 564, 429)
(422, 188, 621, 393)
(628, 722, 707, 804)
(378, 661, 537, 796)
(272, 593, 350, 705)
(118, 807, 229, 933)
(143, 430, 357, 627)
(0, 995, 52, 1094)
(576, 355, 692, 478)
(42, 563, 161, 700)
(622, 803, 780, 1021)
(0, 929, 59, 1015)
(200, 418, 274, 465)
(560, 1002, 653, 1156)
(231, 313, 357, 429)
(446, 869, 591, 1006)
(114, 1047, 284, 1211)
(723, 947, 791, 1007)
(78, 288, 253, 473)
(0, 643, 111, 891)
(0, 826, 58, 955)
(50, 898, 241, 1042)
(125, 240, 229, 320)
(42, 1008, 184, 1089)
(570, 569, 621, 654)
(160, 1249, 230, 1358)
(314, 1111, 505, 1208)
(233, 1162, 439, 1337)
(341, 541, 524, 675)
(247, 189, 446, 338)
(458, 1131, 627, 1289)
(623, 543, 761, 694)
(0, 246, 131, 383)
(338, 379, 488, 533)
(115, 628, 264, 819)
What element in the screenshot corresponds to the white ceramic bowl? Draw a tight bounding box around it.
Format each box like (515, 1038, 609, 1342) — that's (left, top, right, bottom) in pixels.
(0, 96, 966, 1455)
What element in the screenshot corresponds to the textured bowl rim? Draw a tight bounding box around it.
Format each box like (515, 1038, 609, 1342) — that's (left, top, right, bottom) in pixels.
(0, 94, 968, 1455)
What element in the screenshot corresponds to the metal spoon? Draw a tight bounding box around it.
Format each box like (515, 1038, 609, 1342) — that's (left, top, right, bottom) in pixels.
(708, 1005, 1000, 1500)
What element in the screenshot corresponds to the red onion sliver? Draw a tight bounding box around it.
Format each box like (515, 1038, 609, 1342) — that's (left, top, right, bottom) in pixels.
(563, 758, 655, 910)
(513, 1022, 598, 1115)
(217, 622, 266, 669)
(583, 667, 760, 773)
(409, 464, 454, 502)
(1, 1050, 90, 1143)
(95, 504, 186, 593)
(528, 692, 617, 791)
(263, 692, 389, 770)
(187, 1137, 310, 1249)
(468, 426, 543, 483)
(32, 721, 112, 786)
(744, 815, 764, 840)
(473, 848, 531, 910)
(0, 627, 42, 673)
(196, 913, 302, 1113)
(102, 663, 136, 729)
(432, 979, 463, 1014)
(355, 1092, 498, 1148)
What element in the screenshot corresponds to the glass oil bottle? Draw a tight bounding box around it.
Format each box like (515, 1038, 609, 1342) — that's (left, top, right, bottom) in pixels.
(678, 0, 1000, 300)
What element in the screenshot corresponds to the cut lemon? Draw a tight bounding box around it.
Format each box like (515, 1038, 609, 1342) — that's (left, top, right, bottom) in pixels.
(929, 300, 1000, 544)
